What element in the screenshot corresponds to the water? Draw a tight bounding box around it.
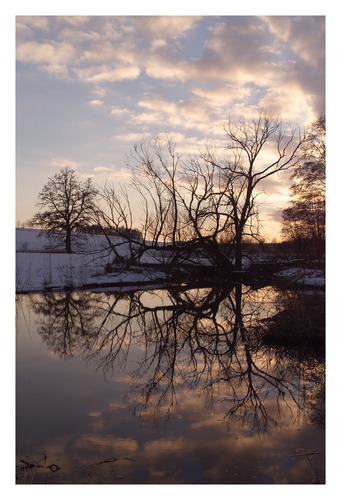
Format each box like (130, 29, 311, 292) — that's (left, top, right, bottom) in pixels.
(16, 285, 325, 484)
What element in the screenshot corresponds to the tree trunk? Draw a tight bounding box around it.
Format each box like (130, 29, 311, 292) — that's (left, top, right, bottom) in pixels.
(234, 235, 243, 271)
(65, 229, 72, 254)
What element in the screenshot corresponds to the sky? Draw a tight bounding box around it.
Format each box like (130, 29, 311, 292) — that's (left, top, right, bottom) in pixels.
(15, 12, 326, 241)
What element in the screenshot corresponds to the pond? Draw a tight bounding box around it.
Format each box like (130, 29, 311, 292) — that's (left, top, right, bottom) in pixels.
(16, 284, 325, 485)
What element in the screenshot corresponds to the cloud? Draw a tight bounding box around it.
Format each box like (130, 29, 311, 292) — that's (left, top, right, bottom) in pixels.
(93, 166, 113, 173)
(49, 158, 81, 170)
(16, 40, 76, 77)
(91, 164, 132, 183)
(134, 94, 222, 134)
(192, 18, 277, 85)
(135, 16, 201, 45)
(58, 16, 91, 27)
(263, 16, 325, 68)
(113, 132, 151, 142)
(16, 16, 49, 36)
(74, 63, 140, 83)
(110, 107, 130, 117)
(143, 54, 194, 82)
(16, 16, 141, 82)
(16, 16, 324, 122)
(259, 83, 317, 124)
(80, 40, 137, 66)
(192, 85, 251, 106)
(89, 99, 104, 107)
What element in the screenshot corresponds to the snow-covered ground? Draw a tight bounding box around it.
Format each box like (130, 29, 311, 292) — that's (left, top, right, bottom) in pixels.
(15, 228, 325, 293)
(273, 267, 325, 289)
(16, 228, 166, 293)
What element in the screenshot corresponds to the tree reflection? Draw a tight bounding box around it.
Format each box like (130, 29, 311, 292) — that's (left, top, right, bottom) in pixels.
(256, 291, 325, 428)
(29, 292, 103, 358)
(27, 283, 325, 434)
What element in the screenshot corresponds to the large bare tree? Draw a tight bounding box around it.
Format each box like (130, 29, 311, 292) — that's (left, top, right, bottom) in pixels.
(203, 112, 304, 269)
(94, 113, 304, 274)
(93, 135, 235, 282)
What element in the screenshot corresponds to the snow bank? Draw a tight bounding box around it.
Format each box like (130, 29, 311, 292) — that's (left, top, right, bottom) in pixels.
(274, 267, 325, 289)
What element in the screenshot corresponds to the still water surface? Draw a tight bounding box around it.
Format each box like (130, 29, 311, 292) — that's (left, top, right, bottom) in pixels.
(16, 285, 325, 484)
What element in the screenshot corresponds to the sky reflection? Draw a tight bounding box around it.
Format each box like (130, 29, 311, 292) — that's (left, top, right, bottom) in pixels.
(16, 287, 325, 484)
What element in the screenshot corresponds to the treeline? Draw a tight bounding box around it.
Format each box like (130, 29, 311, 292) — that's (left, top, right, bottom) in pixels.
(78, 224, 143, 240)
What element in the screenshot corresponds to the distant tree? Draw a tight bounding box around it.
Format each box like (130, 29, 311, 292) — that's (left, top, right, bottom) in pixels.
(30, 167, 98, 253)
(281, 114, 325, 256)
(116, 226, 143, 240)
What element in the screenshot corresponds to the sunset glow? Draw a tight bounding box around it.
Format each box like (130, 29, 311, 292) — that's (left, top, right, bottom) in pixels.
(16, 14, 325, 240)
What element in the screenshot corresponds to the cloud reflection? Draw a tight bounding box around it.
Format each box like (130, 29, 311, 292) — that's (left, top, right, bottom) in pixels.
(16, 284, 324, 484)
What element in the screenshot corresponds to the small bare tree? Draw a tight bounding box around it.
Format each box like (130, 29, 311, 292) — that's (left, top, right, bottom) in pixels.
(31, 167, 98, 253)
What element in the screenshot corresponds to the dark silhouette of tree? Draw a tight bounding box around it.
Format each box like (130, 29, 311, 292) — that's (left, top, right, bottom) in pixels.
(30, 167, 98, 253)
(94, 113, 304, 273)
(92, 137, 234, 275)
(282, 115, 325, 257)
(203, 112, 304, 270)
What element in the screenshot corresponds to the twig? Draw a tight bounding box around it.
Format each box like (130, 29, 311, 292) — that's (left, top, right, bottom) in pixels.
(289, 450, 319, 457)
(20, 459, 42, 469)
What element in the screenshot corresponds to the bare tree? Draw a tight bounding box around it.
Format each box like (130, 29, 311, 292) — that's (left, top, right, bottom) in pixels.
(31, 167, 98, 253)
(94, 113, 304, 274)
(93, 135, 234, 276)
(203, 112, 304, 269)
